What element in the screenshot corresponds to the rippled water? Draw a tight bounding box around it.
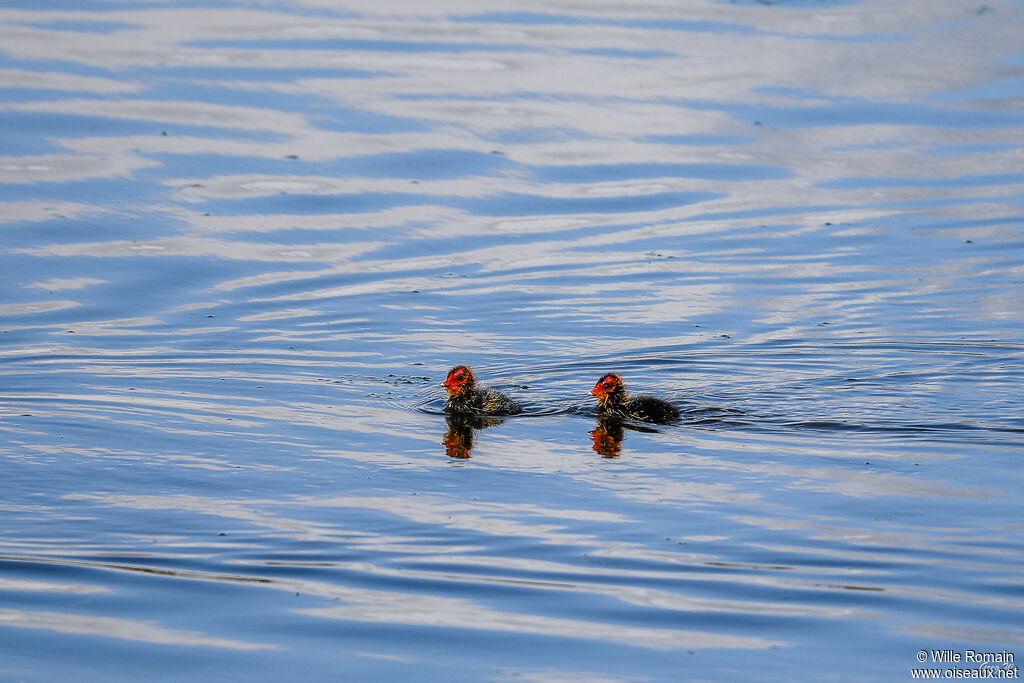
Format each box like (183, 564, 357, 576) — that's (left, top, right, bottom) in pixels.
(2, 1, 1023, 680)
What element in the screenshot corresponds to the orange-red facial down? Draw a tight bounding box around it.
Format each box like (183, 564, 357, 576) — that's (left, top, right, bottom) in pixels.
(443, 365, 473, 396)
(591, 373, 622, 398)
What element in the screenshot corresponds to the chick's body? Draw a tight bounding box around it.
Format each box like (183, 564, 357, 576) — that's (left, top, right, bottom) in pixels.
(443, 365, 522, 416)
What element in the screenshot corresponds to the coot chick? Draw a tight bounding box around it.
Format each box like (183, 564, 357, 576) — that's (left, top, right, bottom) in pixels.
(443, 365, 522, 416)
(590, 372, 679, 424)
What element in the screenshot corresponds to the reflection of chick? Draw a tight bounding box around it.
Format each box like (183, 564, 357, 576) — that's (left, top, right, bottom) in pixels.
(590, 417, 624, 458)
(441, 413, 505, 459)
(442, 418, 474, 459)
(589, 416, 663, 458)
(590, 373, 679, 424)
(443, 365, 522, 416)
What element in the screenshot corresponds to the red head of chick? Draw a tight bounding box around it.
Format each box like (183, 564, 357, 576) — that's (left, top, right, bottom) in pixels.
(443, 365, 475, 398)
(591, 372, 627, 408)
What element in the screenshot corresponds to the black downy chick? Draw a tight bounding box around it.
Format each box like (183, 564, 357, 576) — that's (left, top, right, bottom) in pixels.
(443, 365, 522, 416)
(590, 372, 679, 424)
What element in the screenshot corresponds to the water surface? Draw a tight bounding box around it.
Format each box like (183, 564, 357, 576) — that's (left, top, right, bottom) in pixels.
(1, 0, 1023, 680)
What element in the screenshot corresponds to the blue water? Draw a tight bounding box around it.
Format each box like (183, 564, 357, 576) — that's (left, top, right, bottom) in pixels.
(1, 1, 1023, 681)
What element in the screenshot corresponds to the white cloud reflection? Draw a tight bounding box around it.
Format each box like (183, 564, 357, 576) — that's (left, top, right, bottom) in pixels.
(26, 277, 107, 291)
(0, 68, 141, 94)
(299, 599, 782, 651)
(0, 153, 157, 184)
(0, 608, 280, 651)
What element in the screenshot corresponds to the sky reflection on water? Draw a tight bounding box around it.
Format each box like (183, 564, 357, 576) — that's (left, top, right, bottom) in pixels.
(1, 0, 1023, 680)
